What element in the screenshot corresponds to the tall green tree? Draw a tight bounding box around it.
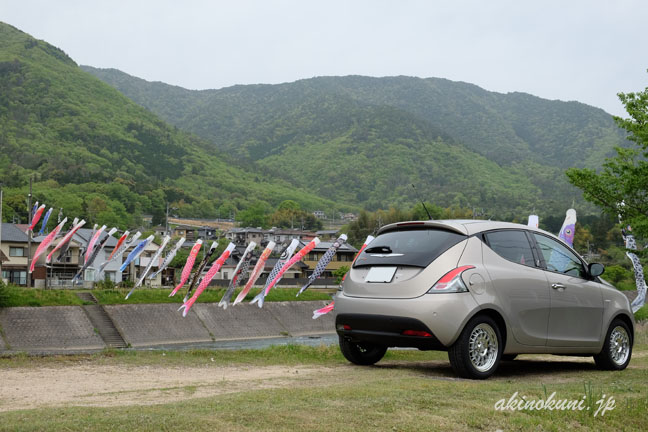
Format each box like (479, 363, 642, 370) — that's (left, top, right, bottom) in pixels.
(566, 79, 648, 238)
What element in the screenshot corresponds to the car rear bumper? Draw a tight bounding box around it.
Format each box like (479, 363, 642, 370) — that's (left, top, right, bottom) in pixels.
(334, 291, 480, 347)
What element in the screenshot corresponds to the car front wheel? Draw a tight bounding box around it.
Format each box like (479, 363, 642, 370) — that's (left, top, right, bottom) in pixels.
(594, 318, 632, 370)
(339, 336, 387, 366)
(448, 315, 502, 379)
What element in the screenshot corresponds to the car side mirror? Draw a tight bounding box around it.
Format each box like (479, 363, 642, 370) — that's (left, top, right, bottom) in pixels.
(588, 263, 605, 278)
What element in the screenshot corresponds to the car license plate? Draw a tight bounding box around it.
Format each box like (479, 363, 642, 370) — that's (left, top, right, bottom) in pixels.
(365, 266, 397, 283)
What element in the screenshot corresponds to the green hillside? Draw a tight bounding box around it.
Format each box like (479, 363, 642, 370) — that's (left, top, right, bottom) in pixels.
(0, 22, 341, 228)
(83, 67, 626, 216)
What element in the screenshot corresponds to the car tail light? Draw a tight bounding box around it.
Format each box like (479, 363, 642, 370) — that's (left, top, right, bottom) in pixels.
(402, 330, 432, 337)
(337, 324, 352, 331)
(427, 265, 475, 293)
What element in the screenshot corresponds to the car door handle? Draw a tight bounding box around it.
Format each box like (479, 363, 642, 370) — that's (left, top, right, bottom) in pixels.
(551, 283, 565, 290)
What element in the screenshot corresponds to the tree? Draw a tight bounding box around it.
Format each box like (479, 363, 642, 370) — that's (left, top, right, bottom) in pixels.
(236, 202, 270, 228)
(566, 79, 648, 238)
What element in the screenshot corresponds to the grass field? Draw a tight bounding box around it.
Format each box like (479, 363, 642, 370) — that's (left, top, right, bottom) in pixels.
(0, 285, 332, 307)
(0, 325, 647, 431)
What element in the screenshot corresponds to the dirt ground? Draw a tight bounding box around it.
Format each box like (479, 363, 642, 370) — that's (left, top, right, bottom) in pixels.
(0, 363, 332, 412)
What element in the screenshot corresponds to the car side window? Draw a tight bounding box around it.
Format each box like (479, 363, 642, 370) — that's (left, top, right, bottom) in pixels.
(484, 230, 536, 267)
(532, 234, 586, 278)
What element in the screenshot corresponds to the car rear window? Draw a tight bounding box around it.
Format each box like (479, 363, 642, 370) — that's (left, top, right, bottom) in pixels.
(352, 228, 467, 268)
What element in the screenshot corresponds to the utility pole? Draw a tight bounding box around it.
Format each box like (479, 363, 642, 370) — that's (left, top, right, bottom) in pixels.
(165, 202, 169, 235)
(27, 176, 32, 288)
(0, 184, 3, 278)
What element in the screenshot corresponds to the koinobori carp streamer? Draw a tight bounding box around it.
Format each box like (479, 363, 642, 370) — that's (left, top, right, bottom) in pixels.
(251, 238, 299, 308)
(233, 241, 275, 306)
(98, 231, 141, 273)
(119, 235, 154, 272)
(219, 242, 256, 309)
(298, 234, 347, 296)
(148, 237, 185, 280)
(46, 219, 86, 263)
(28, 204, 46, 232)
(179, 243, 235, 317)
(126, 235, 172, 299)
(38, 207, 53, 236)
(169, 240, 203, 297)
(183, 241, 219, 303)
(263, 237, 320, 297)
(29, 218, 67, 273)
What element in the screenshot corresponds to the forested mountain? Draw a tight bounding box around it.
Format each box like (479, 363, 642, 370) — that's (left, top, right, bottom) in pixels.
(0, 22, 339, 228)
(83, 66, 627, 216)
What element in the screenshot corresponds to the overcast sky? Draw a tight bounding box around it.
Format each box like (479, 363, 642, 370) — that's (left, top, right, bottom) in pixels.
(2, 0, 646, 116)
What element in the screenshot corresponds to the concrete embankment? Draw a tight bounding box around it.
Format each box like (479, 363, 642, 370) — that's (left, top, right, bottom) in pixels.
(0, 301, 335, 354)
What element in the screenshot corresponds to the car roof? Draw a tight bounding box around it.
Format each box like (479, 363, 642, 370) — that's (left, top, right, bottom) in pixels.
(377, 219, 556, 238)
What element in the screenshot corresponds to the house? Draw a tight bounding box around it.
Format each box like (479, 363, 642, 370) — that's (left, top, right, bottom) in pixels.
(300, 239, 358, 279)
(315, 230, 339, 241)
(1, 223, 30, 285)
(265, 228, 316, 248)
(313, 210, 326, 219)
(225, 227, 268, 246)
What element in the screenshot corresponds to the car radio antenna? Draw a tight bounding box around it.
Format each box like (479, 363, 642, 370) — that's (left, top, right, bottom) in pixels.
(411, 184, 432, 220)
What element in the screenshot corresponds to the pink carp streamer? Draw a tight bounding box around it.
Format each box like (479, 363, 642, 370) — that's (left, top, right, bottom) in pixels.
(28, 204, 46, 231)
(219, 242, 257, 309)
(169, 240, 203, 297)
(84, 225, 107, 264)
(29, 218, 67, 272)
(183, 242, 219, 303)
(46, 219, 86, 263)
(180, 243, 236, 316)
(264, 238, 320, 295)
(233, 241, 276, 306)
(312, 301, 335, 319)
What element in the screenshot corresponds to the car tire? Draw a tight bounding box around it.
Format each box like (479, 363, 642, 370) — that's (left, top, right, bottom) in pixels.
(448, 315, 502, 379)
(501, 354, 517, 361)
(594, 318, 632, 370)
(339, 336, 387, 366)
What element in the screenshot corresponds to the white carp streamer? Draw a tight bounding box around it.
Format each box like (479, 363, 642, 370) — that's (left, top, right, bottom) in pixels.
(251, 239, 299, 308)
(264, 238, 320, 296)
(148, 237, 185, 280)
(219, 242, 256, 309)
(180, 243, 236, 316)
(233, 241, 276, 306)
(298, 234, 347, 296)
(126, 235, 172, 299)
(29, 218, 67, 273)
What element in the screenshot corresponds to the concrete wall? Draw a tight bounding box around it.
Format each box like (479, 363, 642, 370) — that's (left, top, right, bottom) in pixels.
(0, 301, 335, 353)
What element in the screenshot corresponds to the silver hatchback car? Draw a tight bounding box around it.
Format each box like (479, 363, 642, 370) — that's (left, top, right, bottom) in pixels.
(335, 220, 634, 379)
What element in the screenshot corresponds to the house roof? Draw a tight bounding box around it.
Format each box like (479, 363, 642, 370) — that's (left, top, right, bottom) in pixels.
(73, 228, 119, 248)
(1, 223, 30, 243)
(299, 239, 358, 253)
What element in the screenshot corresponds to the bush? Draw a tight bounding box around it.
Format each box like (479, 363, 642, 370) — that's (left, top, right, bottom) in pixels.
(604, 265, 633, 284)
(0, 279, 9, 307)
(95, 278, 115, 290)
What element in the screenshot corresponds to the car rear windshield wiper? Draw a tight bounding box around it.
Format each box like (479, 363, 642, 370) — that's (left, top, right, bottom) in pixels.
(365, 246, 393, 254)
